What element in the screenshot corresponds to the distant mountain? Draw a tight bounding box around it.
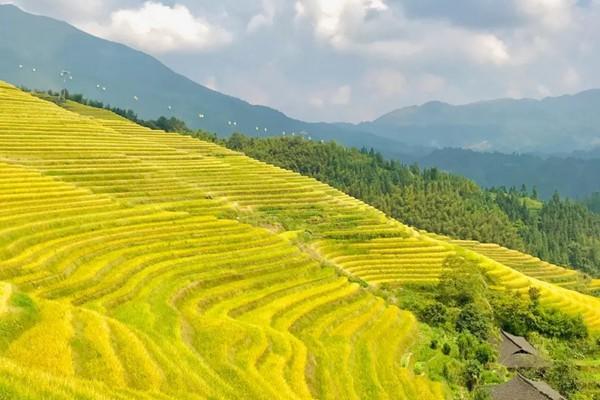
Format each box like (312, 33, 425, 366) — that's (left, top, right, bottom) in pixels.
(0, 4, 416, 159)
(570, 146, 600, 160)
(361, 92, 600, 154)
(418, 148, 600, 199)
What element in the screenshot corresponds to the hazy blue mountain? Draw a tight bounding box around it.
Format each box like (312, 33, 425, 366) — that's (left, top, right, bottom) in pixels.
(570, 146, 600, 160)
(0, 4, 416, 158)
(361, 93, 600, 154)
(418, 148, 600, 199)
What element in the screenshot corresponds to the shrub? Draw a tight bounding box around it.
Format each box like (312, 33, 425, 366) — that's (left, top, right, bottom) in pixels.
(473, 388, 492, 400)
(418, 302, 449, 326)
(544, 361, 581, 397)
(437, 256, 486, 307)
(463, 360, 483, 391)
(456, 304, 492, 340)
(474, 344, 496, 365)
(442, 343, 452, 355)
(457, 332, 479, 360)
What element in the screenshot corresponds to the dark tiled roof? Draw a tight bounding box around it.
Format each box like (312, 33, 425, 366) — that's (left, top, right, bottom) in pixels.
(521, 375, 566, 400)
(499, 331, 547, 369)
(502, 331, 538, 356)
(491, 374, 566, 400)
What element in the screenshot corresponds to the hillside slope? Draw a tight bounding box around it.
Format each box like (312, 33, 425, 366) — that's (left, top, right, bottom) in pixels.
(1, 82, 599, 398)
(0, 4, 413, 159)
(0, 81, 446, 399)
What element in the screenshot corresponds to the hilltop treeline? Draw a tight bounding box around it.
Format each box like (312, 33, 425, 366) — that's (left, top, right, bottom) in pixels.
(223, 134, 600, 277)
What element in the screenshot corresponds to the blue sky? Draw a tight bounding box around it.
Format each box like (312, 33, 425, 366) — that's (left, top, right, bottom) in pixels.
(3, 0, 600, 122)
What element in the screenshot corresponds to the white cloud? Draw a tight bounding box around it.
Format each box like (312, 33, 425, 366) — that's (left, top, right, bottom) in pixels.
(536, 84, 552, 97)
(247, 0, 276, 33)
(517, 0, 575, 30)
(365, 69, 407, 98)
(331, 85, 352, 105)
(468, 34, 510, 65)
(419, 74, 446, 93)
(85, 2, 233, 54)
(294, 0, 513, 67)
(309, 96, 325, 108)
(309, 85, 352, 108)
(295, 0, 387, 44)
(562, 67, 581, 89)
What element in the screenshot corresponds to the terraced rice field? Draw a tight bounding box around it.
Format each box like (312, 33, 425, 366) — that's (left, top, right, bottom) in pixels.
(448, 239, 597, 295)
(0, 82, 449, 398)
(1, 81, 599, 398)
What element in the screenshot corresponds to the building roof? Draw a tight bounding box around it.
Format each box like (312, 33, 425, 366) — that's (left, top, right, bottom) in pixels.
(491, 374, 566, 400)
(499, 331, 547, 369)
(502, 331, 538, 356)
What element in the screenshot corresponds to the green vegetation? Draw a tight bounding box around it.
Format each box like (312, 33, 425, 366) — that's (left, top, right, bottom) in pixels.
(378, 255, 596, 398)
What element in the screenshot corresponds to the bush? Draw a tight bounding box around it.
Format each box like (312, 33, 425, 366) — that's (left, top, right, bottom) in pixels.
(457, 332, 479, 360)
(437, 256, 486, 307)
(473, 388, 492, 400)
(442, 359, 464, 385)
(442, 343, 452, 355)
(474, 343, 496, 365)
(456, 303, 493, 340)
(418, 302, 449, 326)
(464, 360, 483, 391)
(534, 309, 588, 340)
(491, 289, 588, 340)
(544, 361, 581, 397)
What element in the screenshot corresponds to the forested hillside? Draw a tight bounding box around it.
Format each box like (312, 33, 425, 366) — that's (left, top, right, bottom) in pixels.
(221, 135, 600, 277)
(418, 148, 600, 200)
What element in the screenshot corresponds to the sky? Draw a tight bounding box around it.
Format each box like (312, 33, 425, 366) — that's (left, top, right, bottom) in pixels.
(3, 0, 600, 123)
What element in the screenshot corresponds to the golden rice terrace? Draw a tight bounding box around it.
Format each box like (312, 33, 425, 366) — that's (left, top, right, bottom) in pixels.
(0, 82, 599, 399)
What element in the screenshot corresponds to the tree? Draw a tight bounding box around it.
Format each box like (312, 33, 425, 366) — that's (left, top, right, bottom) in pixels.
(456, 304, 493, 340)
(418, 302, 449, 326)
(545, 361, 581, 397)
(474, 343, 496, 365)
(437, 256, 486, 307)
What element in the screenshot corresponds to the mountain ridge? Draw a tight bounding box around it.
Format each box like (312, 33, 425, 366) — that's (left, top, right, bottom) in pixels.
(0, 3, 417, 159)
(360, 88, 600, 153)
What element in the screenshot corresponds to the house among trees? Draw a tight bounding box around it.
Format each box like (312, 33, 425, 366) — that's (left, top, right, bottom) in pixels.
(499, 330, 547, 369)
(491, 373, 566, 400)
